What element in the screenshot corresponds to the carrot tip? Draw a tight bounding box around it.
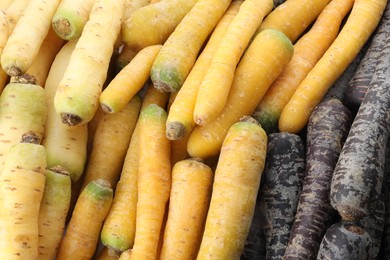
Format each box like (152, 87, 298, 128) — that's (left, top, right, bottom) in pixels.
(6, 67, 22, 77)
(166, 121, 186, 140)
(60, 113, 82, 126)
(154, 80, 176, 93)
(101, 103, 113, 113)
(239, 116, 259, 125)
(337, 205, 367, 222)
(21, 131, 41, 144)
(52, 17, 72, 39)
(10, 74, 37, 85)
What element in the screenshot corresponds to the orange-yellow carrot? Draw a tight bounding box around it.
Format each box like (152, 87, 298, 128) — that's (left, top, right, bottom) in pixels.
(122, 0, 198, 52)
(160, 158, 213, 260)
(4, 0, 29, 33)
(253, 0, 355, 134)
(82, 95, 141, 189)
(57, 179, 113, 260)
(171, 132, 191, 165)
(100, 86, 168, 253)
(166, 0, 242, 140)
(196, 118, 267, 259)
(127, 104, 171, 260)
(0, 143, 47, 260)
(1, 0, 62, 76)
(279, 0, 387, 134)
(150, 0, 232, 92)
(99, 45, 162, 113)
(193, 0, 273, 126)
(257, 0, 332, 43)
(187, 29, 293, 159)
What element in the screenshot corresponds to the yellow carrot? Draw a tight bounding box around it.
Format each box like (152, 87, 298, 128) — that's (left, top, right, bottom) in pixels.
(57, 179, 113, 260)
(54, 0, 125, 126)
(4, 0, 29, 33)
(166, 0, 242, 140)
(123, 0, 151, 21)
(253, 0, 355, 134)
(171, 132, 191, 165)
(42, 40, 88, 182)
(187, 29, 293, 159)
(38, 167, 71, 260)
(127, 104, 171, 260)
(0, 0, 13, 10)
(99, 45, 162, 113)
(0, 10, 7, 55)
(11, 28, 64, 87)
(100, 89, 168, 253)
(1, 0, 62, 76)
(122, 0, 198, 52)
(82, 95, 141, 189)
(193, 0, 273, 125)
(256, 0, 332, 43)
(0, 143, 47, 260)
(196, 118, 267, 259)
(279, 0, 387, 134)
(52, 0, 95, 40)
(160, 158, 213, 260)
(150, 0, 232, 92)
(150, 0, 161, 3)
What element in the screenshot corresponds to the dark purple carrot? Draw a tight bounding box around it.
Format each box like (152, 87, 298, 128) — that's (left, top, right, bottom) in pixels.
(344, 2, 390, 115)
(283, 98, 352, 260)
(316, 221, 372, 260)
(261, 132, 306, 260)
(330, 32, 390, 222)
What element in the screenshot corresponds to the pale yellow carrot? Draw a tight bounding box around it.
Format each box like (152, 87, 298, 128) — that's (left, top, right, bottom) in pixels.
(0, 0, 13, 10)
(0, 10, 7, 55)
(166, 0, 242, 140)
(4, 0, 29, 33)
(193, 0, 273, 126)
(99, 45, 162, 113)
(123, 0, 151, 21)
(279, 0, 388, 134)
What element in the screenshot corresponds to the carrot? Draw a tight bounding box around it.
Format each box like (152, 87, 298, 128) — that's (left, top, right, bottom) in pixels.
(150, 0, 232, 92)
(1, 0, 62, 76)
(193, 0, 273, 126)
(100, 88, 169, 253)
(256, 0, 332, 43)
(42, 40, 88, 182)
(56, 179, 113, 260)
(114, 45, 137, 74)
(160, 158, 213, 260)
(99, 45, 162, 113)
(196, 117, 267, 259)
(82, 95, 141, 189)
(52, 0, 95, 40)
(123, 0, 151, 21)
(252, 0, 355, 134)
(0, 83, 46, 171)
(122, 0, 199, 52)
(166, 0, 242, 140)
(3, 0, 29, 33)
(0, 0, 13, 10)
(126, 104, 171, 260)
(330, 35, 390, 222)
(11, 28, 64, 87)
(283, 99, 352, 260)
(0, 10, 7, 56)
(37, 167, 72, 260)
(316, 221, 372, 259)
(279, 0, 388, 134)
(170, 133, 191, 165)
(54, 0, 125, 126)
(0, 143, 46, 260)
(262, 132, 306, 259)
(187, 29, 293, 159)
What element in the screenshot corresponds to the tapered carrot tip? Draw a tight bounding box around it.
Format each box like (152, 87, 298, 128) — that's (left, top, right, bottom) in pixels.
(166, 121, 186, 140)
(101, 103, 113, 113)
(52, 18, 72, 38)
(240, 115, 260, 125)
(6, 67, 22, 77)
(21, 131, 41, 144)
(10, 74, 37, 85)
(194, 114, 208, 126)
(61, 112, 83, 126)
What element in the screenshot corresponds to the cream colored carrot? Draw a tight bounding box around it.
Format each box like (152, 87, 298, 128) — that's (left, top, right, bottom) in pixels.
(279, 0, 388, 134)
(38, 167, 71, 260)
(127, 104, 171, 260)
(150, 0, 232, 92)
(160, 158, 213, 260)
(166, 0, 242, 140)
(196, 118, 267, 259)
(42, 40, 88, 182)
(0, 0, 13, 10)
(193, 0, 273, 126)
(253, 0, 355, 134)
(1, 0, 62, 76)
(56, 179, 113, 260)
(82, 95, 141, 189)
(187, 29, 293, 159)
(54, 0, 125, 126)
(122, 0, 198, 52)
(0, 10, 7, 55)
(257, 0, 332, 43)
(52, 0, 95, 40)
(0, 143, 47, 260)
(99, 45, 162, 113)
(4, 0, 29, 33)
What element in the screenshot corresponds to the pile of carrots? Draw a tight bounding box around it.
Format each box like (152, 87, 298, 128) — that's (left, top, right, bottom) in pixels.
(0, 0, 389, 259)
